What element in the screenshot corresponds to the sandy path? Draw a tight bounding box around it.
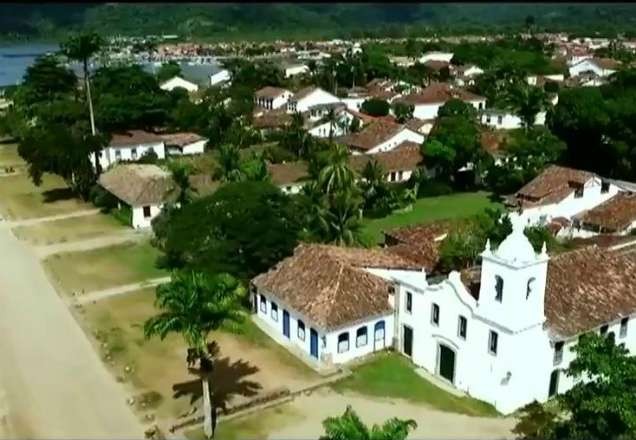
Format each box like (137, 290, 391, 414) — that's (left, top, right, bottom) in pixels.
(34, 229, 147, 258)
(0, 227, 145, 438)
(254, 387, 516, 440)
(3, 208, 101, 228)
(76, 276, 171, 305)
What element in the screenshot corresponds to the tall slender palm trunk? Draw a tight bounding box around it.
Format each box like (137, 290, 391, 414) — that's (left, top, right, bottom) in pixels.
(84, 59, 101, 176)
(202, 377, 214, 439)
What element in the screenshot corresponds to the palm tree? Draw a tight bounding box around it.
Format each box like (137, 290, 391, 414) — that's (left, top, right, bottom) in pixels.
(325, 107, 338, 142)
(320, 405, 417, 440)
(144, 271, 244, 439)
(319, 189, 364, 247)
(507, 83, 550, 131)
(318, 143, 356, 194)
(216, 143, 242, 182)
(61, 33, 103, 171)
(169, 162, 197, 206)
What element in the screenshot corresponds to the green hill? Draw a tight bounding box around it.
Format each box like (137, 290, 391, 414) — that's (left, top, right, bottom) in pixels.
(2, 3, 636, 41)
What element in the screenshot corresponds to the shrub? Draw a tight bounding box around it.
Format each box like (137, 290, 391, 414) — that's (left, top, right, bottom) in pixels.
(89, 184, 119, 212)
(360, 98, 390, 117)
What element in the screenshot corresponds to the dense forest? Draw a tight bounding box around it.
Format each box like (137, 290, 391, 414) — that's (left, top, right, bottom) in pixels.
(2, 3, 636, 41)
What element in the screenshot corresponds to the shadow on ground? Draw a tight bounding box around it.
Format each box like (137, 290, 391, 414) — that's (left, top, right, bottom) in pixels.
(42, 187, 76, 204)
(172, 341, 262, 416)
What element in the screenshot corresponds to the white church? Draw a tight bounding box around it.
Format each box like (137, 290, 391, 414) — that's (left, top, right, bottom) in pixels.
(251, 218, 636, 414)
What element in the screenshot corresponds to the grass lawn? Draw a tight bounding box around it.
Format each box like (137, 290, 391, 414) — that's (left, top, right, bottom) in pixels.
(78, 288, 321, 424)
(43, 240, 167, 294)
(0, 173, 91, 220)
(0, 143, 24, 167)
(360, 191, 502, 246)
(12, 213, 126, 245)
(331, 352, 499, 417)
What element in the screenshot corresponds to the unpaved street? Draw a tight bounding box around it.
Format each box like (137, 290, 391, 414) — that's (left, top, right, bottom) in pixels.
(0, 225, 144, 439)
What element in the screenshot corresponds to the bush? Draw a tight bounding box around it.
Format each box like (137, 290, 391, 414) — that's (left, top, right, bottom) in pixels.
(544, 81, 559, 94)
(89, 184, 119, 212)
(417, 179, 453, 197)
(360, 98, 390, 117)
(263, 144, 297, 163)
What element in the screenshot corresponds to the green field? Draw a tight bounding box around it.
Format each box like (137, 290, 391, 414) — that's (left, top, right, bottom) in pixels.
(360, 192, 502, 246)
(331, 352, 499, 417)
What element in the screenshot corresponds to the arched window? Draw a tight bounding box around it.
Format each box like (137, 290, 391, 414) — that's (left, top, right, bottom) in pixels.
(526, 277, 536, 300)
(337, 332, 350, 353)
(495, 276, 504, 302)
(356, 326, 368, 347)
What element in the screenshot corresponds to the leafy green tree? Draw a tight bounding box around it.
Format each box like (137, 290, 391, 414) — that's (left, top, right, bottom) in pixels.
(168, 161, 197, 206)
(507, 83, 550, 130)
(320, 405, 417, 440)
(144, 270, 244, 439)
(215, 143, 242, 182)
(156, 61, 182, 83)
(164, 181, 302, 279)
(437, 98, 477, 119)
(16, 55, 77, 111)
(392, 102, 414, 123)
(306, 184, 364, 247)
(360, 98, 390, 117)
(514, 333, 636, 440)
(422, 139, 456, 179)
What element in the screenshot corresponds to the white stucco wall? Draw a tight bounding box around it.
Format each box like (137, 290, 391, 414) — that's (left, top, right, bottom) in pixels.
(253, 288, 393, 366)
(568, 60, 615, 78)
(93, 141, 166, 171)
(366, 128, 425, 154)
(341, 97, 365, 112)
(289, 89, 341, 113)
(285, 65, 310, 78)
(412, 99, 485, 121)
(210, 69, 231, 86)
(480, 111, 546, 130)
(160, 77, 199, 93)
(131, 203, 163, 229)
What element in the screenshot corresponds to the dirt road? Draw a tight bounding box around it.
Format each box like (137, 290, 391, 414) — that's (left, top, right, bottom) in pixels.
(0, 226, 145, 438)
(259, 387, 516, 440)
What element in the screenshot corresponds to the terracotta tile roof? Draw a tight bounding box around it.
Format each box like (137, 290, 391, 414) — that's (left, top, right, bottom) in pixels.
(591, 57, 621, 70)
(109, 130, 164, 148)
(545, 247, 636, 338)
(576, 192, 636, 232)
(252, 109, 292, 129)
(160, 132, 206, 147)
(396, 82, 484, 105)
(480, 130, 508, 156)
(98, 164, 178, 207)
(514, 165, 596, 208)
(423, 60, 450, 71)
(383, 220, 459, 270)
(267, 161, 310, 186)
(254, 86, 290, 99)
(339, 120, 404, 152)
(252, 244, 421, 330)
(405, 118, 435, 133)
(291, 86, 317, 101)
(348, 142, 423, 174)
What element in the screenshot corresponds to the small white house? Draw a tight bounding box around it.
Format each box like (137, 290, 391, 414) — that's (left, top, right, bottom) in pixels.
(480, 110, 546, 130)
(340, 120, 425, 155)
(284, 63, 310, 78)
(418, 51, 454, 64)
(98, 164, 178, 229)
(254, 86, 294, 110)
(286, 87, 341, 114)
(568, 57, 620, 78)
(508, 165, 622, 228)
(94, 130, 166, 171)
(526, 74, 564, 86)
(161, 132, 207, 156)
(159, 76, 199, 93)
(210, 69, 231, 87)
(396, 83, 486, 121)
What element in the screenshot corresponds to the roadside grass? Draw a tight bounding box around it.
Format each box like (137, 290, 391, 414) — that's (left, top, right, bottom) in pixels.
(331, 352, 499, 417)
(360, 191, 502, 246)
(12, 213, 126, 245)
(77, 289, 321, 424)
(0, 173, 90, 220)
(42, 240, 167, 295)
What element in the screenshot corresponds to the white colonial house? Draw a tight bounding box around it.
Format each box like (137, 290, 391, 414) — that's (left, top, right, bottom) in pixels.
(93, 130, 166, 171)
(480, 109, 547, 130)
(283, 63, 310, 78)
(507, 165, 622, 230)
(251, 218, 636, 414)
(396, 83, 486, 121)
(210, 69, 231, 87)
(98, 164, 178, 229)
(527, 74, 564, 86)
(339, 119, 425, 155)
(254, 86, 294, 110)
(286, 87, 341, 114)
(160, 132, 207, 156)
(568, 57, 620, 78)
(159, 76, 199, 93)
(418, 51, 454, 64)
